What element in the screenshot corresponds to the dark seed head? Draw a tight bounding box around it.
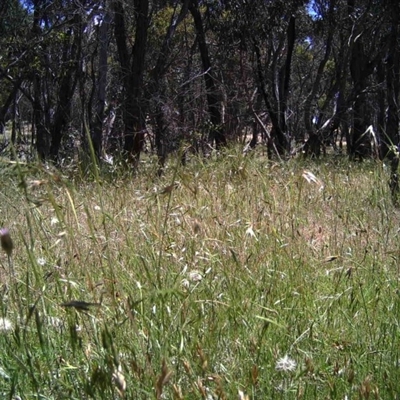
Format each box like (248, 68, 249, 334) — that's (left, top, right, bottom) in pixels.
(0, 228, 13, 257)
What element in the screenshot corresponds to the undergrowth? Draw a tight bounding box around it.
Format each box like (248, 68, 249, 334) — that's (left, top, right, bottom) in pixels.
(0, 150, 399, 399)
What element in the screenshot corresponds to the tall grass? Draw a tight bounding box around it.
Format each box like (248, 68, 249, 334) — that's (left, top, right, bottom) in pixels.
(0, 150, 399, 399)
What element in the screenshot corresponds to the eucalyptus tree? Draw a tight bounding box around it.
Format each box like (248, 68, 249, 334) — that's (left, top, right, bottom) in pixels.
(345, 0, 386, 158)
(0, 0, 30, 139)
(23, 0, 103, 161)
(146, 0, 190, 173)
(380, 0, 400, 202)
(301, 0, 336, 156)
(112, 0, 149, 166)
(212, 0, 308, 156)
(188, 0, 227, 150)
(90, 3, 112, 160)
(292, 0, 398, 161)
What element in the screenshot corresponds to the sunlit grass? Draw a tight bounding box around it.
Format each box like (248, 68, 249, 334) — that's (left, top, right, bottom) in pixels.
(0, 150, 399, 399)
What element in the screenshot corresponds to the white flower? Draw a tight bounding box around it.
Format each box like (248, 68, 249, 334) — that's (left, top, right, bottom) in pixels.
(188, 270, 202, 282)
(0, 318, 13, 332)
(37, 257, 46, 266)
(104, 154, 114, 165)
(275, 355, 297, 372)
(0, 365, 10, 379)
(50, 217, 59, 226)
(47, 316, 64, 331)
(181, 278, 190, 289)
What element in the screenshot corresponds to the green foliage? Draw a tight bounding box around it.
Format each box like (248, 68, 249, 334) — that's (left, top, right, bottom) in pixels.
(0, 152, 399, 398)
(0, 0, 29, 37)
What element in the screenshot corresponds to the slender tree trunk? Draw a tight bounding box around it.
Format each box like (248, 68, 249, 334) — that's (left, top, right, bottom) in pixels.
(189, 0, 226, 149)
(252, 15, 296, 156)
(347, 0, 378, 159)
(350, 45, 371, 159)
(112, 0, 130, 84)
(376, 61, 386, 158)
(278, 15, 295, 139)
(113, 0, 149, 166)
(33, 75, 49, 159)
(303, 1, 334, 155)
(91, 8, 111, 160)
(0, 82, 21, 135)
(253, 42, 287, 156)
(49, 17, 82, 161)
(385, 0, 400, 203)
(31, 0, 50, 159)
(123, 0, 149, 165)
(148, 0, 189, 173)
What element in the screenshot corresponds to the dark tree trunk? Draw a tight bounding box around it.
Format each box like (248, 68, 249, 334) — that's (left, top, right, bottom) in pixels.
(124, 0, 149, 164)
(112, 0, 130, 82)
(31, 0, 50, 159)
(303, 1, 334, 157)
(253, 42, 287, 156)
(33, 77, 49, 160)
(49, 17, 82, 161)
(385, 0, 400, 203)
(91, 10, 111, 161)
(252, 16, 296, 156)
(0, 81, 21, 135)
(277, 15, 295, 139)
(349, 41, 371, 159)
(113, 0, 149, 166)
(189, 0, 226, 150)
(347, 0, 379, 159)
(324, 11, 353, 153)
(376, 61, 386, 158)
(148, 0, 189, 173)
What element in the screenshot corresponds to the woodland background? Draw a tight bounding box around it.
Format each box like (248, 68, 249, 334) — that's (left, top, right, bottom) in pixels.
(1, 0, 400, 173)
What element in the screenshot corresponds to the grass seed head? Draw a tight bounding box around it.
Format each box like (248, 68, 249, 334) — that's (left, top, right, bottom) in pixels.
(0, 317, 13, 332)
(113, 367, 126, 397)
(156, 360, 173, 399)
(0, 228, 13, 257)
(238, 390, 250, 400)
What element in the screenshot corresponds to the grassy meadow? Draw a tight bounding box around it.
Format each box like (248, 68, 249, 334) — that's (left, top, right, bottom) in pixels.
(0, 149, 399, 399)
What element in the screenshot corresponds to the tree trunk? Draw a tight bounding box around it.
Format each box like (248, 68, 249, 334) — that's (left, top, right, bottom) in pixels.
(31, 0, 50, 159)
(0, 81, 21, 135)
(49, 17, 82, 161)
(349, 41, 371, 159)
(91, 8, 111, 160)
(385, 0, 400, 203)
(123, 0, 149, 165)
(252, 14, 296, 156)
(189, 0, 226, 149)
(304, 1, 334, 145)
(113, 0, 149, 166)
(253, 42, 287, 156)
(347, 0, 378, 159)
(376, 61, 386, 158)
(148, 0, 189, 173)
(278, 15, 295, 140)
